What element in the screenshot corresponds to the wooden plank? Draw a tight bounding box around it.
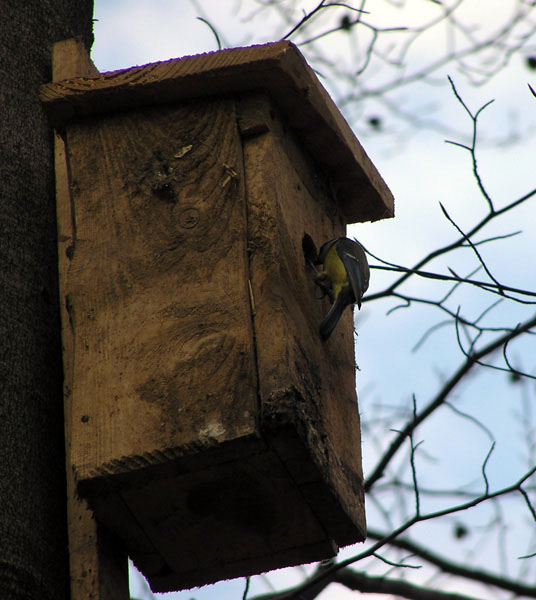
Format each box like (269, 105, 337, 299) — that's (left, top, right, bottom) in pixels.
(52, 37, 99, 81)
(41, 41, 394, 223)
(64, 98, 258, 482)
(241, 94, 366, 544)
(53, 39, 129, 600)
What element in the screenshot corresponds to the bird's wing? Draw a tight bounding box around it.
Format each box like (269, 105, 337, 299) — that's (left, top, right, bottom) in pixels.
(319, 286, 353, 341)
(337, 239, 368, 308)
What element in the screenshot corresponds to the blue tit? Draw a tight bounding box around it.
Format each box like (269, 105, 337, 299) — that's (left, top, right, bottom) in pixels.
(315, 237, 370, 341)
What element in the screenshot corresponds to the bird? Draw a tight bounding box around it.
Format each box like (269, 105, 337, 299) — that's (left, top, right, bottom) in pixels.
(314, 237, 370, 340)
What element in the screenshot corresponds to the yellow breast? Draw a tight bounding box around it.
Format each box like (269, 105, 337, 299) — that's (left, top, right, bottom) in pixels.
(323, 244, 348, 300)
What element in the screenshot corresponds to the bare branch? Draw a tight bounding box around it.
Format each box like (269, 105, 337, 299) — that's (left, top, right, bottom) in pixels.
(365, 312, 536, 491)
(409, 395, 421, 516)
(368, 261, 536, 303)
(372, 552, 421, 569)
(279, 1, 367, 41)
(481, 442, 495, 496)
(365, 183, 536, 300)
(366, 528, 536, 598)
(519, 487, 536, 523)
(196, 17, 222, 50)
(254, 465, 536, 600)
(446, 76, 495, 211)
(439, 202, 504, 294)
(332, 569, 486, 600)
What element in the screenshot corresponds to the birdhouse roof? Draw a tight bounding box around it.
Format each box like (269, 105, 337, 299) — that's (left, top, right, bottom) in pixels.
(41, 41, 394, 223)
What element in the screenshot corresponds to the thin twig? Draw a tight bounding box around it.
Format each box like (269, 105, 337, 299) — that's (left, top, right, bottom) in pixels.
(365, 312, 536, 491)
(365, 528, 536, 597)
(254, 466, 536, 600)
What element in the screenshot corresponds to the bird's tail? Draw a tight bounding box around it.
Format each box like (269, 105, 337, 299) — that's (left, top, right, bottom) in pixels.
(319, 291, 349, 340)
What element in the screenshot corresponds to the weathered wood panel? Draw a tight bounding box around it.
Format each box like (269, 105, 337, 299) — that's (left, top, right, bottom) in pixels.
(53, 37, 130, 600)
(240, 94, 366, 544)
(62, 98, 258, 480)
(41, 41, 394, 223)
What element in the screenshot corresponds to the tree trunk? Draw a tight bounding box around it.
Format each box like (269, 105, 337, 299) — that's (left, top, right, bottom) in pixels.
(0, 2, 93, 598)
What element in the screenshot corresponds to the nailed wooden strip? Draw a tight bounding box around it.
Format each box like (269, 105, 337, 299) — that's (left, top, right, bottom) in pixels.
(41, 41, 394, 223)
(52, 37, 99, 81)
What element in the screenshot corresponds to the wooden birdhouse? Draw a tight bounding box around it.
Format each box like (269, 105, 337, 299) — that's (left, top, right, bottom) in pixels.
(42, 39, 393, 594)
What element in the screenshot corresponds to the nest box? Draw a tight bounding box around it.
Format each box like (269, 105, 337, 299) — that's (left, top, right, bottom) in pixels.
(41, 40, 393, 593)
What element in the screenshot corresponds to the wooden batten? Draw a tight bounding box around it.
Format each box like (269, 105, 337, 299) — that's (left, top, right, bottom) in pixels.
(44, 40, 394, 594)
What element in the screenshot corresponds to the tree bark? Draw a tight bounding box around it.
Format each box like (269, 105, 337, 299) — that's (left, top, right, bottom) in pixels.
(0, 2, 93, 598)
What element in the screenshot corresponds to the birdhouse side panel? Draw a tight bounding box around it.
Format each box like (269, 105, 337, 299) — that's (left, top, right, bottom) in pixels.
(274, 129, 366, 542)
(240, 101, 365, 542)
(62, 98, 258, 483)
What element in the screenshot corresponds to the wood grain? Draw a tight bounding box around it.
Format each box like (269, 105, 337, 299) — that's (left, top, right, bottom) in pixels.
(52, 37, 99, 81)
(64, 98, 257, 480)
(241, 93, 366, 543)
(41, 41, 394, 223)
(53, 38, 129, 600)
